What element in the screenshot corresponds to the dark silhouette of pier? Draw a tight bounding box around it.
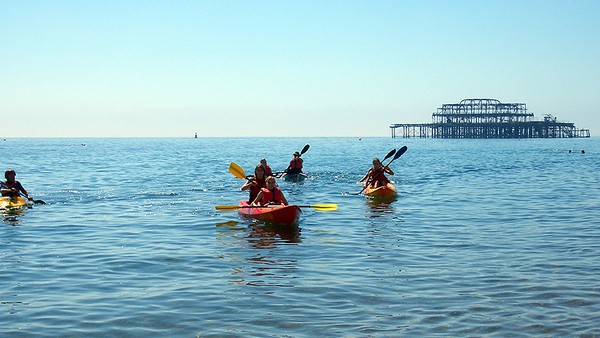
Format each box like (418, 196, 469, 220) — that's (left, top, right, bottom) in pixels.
(390, 98, 590, 138)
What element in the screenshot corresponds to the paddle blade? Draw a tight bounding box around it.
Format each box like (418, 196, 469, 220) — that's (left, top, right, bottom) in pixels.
(382, 149, 396, 162)
(299, 204, 338, 211)
(394, 146, 408, 159)
(300, 144, 310, 155)
(228, 162, 246, 179)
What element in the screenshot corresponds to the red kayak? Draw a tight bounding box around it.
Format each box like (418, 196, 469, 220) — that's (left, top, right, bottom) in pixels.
(237, 200, 301, 225)
(364, 182, 397, 199)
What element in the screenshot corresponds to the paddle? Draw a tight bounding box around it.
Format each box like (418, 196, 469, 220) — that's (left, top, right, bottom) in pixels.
(229, 162, 249, 179)
(354, 147, 406, 195)
(299, 144, 310, 156)
(215, 203, 338, 211)
(0, 182, 46, 205)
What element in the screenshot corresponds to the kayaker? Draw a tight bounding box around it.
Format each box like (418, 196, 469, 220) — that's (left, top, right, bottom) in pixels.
(260, 158, 273, 177)
(252, 176, 289, 206)
(241, 164, 266, 203)
(285, 151, 303, 175)
(1, 169, 31, 199)
(360, 158, 394, 188)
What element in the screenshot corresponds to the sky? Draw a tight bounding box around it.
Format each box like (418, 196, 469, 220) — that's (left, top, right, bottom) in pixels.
(2, 0, 599, 137)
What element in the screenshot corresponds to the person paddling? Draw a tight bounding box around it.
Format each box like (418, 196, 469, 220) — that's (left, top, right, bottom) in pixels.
(241, 164, 267, 203)
(251, 176, 289, 206)
(360, 158, 394, 188)
(1, 169, 31, 199)
(285, 151, 304, 175)
(260, 158, 273, 177)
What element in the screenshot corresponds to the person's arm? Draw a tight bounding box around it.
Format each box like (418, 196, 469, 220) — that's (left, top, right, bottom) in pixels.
(251, 190, 264, 206)
(241, 178, 255, 191)
(384, 166, 394, 176)
(359, 168, 372, 182)
(281, 193, 288, 206)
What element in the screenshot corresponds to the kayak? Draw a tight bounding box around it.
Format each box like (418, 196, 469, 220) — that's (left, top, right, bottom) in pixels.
(237, 200, 301, 225)
(282, 172, 307, 182)
(0, 196, 29, 209)
(364, 182, 397, 199)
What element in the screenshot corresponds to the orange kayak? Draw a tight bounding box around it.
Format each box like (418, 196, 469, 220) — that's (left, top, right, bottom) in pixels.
(364, 183, 397, 199)
(237, 200, 301, 225)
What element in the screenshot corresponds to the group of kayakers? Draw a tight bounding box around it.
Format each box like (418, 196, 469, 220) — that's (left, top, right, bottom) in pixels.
(241, 152, 304, 206)
(4, 146, 396, 210)
(240, 150, 395, 207)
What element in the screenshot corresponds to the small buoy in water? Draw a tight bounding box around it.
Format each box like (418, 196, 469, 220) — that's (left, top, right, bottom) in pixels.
(358, 137, 362, 141)
(581, 149, 585, 154)
(568, 149, 572, 153)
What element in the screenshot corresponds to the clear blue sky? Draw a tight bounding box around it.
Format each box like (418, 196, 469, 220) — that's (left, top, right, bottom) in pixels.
(2, 0, 599, 137)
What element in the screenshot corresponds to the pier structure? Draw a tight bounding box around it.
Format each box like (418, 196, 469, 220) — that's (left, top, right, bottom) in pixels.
(391, 98, 590, 138)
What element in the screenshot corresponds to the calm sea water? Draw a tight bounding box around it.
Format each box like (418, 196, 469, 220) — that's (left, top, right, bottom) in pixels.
(1, 137, 599, 337)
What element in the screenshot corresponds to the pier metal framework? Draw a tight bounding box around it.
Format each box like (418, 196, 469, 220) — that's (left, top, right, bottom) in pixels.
(390, 98, 590, 138)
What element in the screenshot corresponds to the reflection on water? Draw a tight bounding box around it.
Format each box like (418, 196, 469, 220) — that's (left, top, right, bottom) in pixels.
(366, 196, 397, 215)
(247, 223, 301, 248)
(2, 206, 28, 225)
(215, 219, 302, 287)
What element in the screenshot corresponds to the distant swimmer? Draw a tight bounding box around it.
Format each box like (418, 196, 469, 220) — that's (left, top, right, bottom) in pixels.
(581, 149, 585, 154)
(568, 149, 572, 153)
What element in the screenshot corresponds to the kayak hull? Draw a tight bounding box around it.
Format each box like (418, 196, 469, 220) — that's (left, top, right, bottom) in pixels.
(0, 196, 29, 209)
(365, 183, 397, 199)
(237, 200, 301, 225)
(283, 173, 307, 182)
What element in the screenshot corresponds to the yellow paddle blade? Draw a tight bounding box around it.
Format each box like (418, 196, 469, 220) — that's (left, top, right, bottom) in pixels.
(228, 162, 246, 179)
(305, 204, 338, 211)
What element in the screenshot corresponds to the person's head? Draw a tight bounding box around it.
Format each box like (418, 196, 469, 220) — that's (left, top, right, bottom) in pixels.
(265, 176, 277, 188)
(260, 158, 268, 165)
(372, 158, 382, 169)
(293, 151, 300, 158)
(4, 169, 16, 181)
(254, 164, 266, 178)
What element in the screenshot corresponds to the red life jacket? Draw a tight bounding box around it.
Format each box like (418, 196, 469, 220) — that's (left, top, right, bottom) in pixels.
(289, 158, 303, 169)
(368, 169, 389, 187)
(248, 178, 265, 202)
(260, 187, 284, 205)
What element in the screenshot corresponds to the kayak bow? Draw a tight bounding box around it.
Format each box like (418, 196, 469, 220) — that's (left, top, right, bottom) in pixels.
(364, 182, 397, 199)
(237, 200, 301, 225)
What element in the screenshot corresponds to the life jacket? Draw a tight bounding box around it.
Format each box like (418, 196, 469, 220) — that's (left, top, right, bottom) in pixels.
(1, 180, 21, 197)
(263, 165, 273, 177)
(260, 187, 284, 205)
(368, 169, 389, 187)
(289, 158, 303, 169)
(248, 178, 265, 202)
(2, 181, 16, 189)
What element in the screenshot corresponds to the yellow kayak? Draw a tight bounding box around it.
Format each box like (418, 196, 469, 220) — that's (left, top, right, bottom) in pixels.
(0, 196, 29, 209)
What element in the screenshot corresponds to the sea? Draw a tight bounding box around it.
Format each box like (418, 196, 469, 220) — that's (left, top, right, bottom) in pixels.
(1, 137, 599, 337)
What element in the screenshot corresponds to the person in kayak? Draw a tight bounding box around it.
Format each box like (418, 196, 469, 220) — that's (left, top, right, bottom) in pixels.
(251, 176, 289, 206)
(241, 164, 266, 203)
(1, 169, 31, 199)
(285, 151, 303, 175)
(260, 158, 273, 177)
(360, 158, 394, 188)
